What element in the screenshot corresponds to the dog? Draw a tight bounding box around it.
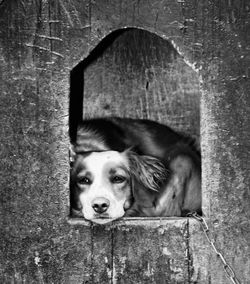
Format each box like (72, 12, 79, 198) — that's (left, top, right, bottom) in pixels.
(70, 117, 201, 224)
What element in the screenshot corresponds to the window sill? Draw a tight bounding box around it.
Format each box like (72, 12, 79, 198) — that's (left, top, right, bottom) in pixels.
(67, 216, 189, 227)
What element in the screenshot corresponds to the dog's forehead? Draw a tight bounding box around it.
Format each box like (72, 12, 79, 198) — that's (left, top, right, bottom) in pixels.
(83, 151, 129, 169)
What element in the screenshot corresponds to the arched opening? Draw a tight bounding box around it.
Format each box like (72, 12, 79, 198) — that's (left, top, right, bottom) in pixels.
(69, 28, 201, 220)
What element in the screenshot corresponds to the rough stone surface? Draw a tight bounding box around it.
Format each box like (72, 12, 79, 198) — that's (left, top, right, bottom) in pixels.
(0, 0, 249, 283)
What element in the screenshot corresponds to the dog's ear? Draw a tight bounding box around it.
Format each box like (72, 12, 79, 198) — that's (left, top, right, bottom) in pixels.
(130, 177, 159, 207)
(124, 150, 168, 208)
(69, 145, 76, 165)
(125, 150, 168, 192)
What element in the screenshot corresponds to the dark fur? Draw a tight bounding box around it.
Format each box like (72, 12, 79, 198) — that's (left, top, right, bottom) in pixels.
(71, 117, 201, 217)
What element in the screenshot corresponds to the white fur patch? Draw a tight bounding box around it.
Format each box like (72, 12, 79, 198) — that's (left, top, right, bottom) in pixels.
(77, 151, 130, 223)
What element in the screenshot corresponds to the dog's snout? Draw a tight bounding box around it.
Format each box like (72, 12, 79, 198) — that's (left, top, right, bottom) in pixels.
(92, 197, 110, 214)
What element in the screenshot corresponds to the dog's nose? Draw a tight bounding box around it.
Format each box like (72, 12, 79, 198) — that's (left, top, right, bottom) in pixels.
(92, 197, 110, 214)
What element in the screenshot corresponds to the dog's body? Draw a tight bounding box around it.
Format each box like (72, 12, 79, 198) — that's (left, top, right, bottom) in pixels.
(70, 117, 201, 223)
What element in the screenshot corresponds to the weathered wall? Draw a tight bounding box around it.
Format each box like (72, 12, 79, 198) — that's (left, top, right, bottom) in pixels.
(0, 0, 249, 283)
(82, 28, 200, 138)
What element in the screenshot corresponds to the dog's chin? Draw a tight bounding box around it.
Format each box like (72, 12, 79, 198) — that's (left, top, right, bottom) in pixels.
(91, 217, 116, 224)
(86, 213, 123, 224)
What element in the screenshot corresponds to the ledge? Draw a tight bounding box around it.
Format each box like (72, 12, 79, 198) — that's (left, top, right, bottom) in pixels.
(67, 216, 190, 228)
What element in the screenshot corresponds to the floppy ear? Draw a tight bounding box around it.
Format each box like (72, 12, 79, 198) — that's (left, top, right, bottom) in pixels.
(129, 177, 159, 208)
(69, 145, 76, 165)
(126, 150, 168, 192)
(124, 151, 168, 208)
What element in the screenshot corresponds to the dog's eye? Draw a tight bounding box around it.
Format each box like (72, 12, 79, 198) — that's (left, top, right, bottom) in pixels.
(111, 176, 126, 184)
(78, 177, 91, 185)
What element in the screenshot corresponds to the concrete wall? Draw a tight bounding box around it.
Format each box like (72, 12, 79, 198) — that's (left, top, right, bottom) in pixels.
(0, 1, 249, 283)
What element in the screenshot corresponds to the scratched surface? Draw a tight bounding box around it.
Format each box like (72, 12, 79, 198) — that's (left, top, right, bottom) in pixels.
(82, 28, 200, 140)
(0, 0, 249, 283)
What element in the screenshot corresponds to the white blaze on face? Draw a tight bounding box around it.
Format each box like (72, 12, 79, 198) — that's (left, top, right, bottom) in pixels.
(77, 151, 131, 224)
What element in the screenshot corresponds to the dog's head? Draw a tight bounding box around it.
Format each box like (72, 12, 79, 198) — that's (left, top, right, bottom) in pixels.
(70, 149, 167, 224)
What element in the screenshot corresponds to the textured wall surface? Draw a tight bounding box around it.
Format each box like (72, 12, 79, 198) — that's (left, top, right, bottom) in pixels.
(82, 28, 200, 138)
(0, 0, 249, 283)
